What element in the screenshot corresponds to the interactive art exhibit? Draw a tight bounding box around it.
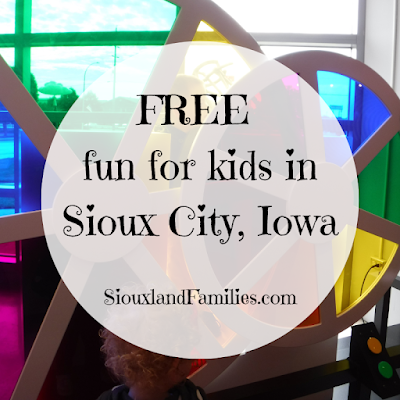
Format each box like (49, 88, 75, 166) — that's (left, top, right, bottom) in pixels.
(0, 0, 400, 399)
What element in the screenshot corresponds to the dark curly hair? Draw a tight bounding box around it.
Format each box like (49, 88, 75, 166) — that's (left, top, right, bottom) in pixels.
(100, 329, 177, 389)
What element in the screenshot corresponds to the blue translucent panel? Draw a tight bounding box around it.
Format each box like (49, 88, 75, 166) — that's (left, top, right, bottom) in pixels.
(317, 71, 391, 154)
(0, 101, 20, 216)
(0, 101, 44, 215)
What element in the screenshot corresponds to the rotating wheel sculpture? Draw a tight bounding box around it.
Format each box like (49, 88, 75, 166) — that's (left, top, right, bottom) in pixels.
(1, 0, 400, 398)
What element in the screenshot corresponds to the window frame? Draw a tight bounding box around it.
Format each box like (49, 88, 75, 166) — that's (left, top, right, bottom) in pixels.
(1, 0, 367, 82)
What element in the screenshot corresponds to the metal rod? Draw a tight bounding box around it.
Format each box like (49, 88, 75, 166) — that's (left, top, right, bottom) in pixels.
(375, 288, 391, 346)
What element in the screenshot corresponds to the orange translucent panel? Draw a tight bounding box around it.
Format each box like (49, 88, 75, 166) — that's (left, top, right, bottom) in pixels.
(297, 307, 320, 327)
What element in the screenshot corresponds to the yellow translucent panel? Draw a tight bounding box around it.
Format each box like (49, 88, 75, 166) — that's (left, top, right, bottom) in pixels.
(185, 25, 250, 94)
(335, 228, 398, 315)
(193, 21, 230, 43)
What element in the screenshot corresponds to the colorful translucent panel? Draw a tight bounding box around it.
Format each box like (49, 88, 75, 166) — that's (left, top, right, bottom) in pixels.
(0, 197, 15, 217)
(0, 241, 20, 263)
(317, 71, 391, 154)
(297, 308, 320, 327)
(188, 22, 240, 95)
(0, 100, 21, 215)
(189, 359, 207, 376)
(2, 237, 61, 399)
(193, 21, 229, 43)
(0, 0, 15, 34)
(31, 46, 162, 98)
(0, 247, 24, 399)
(335, 228, 398, 315)
(185, 25, 249, 95)
(212, 0, 358, 34)
(31, 0, 178, 33)
(358, 134, 400, 225)
(0, 100, 44, 214)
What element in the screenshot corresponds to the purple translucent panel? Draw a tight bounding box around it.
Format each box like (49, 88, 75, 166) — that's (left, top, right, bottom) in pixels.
(317, 71, 391, 154)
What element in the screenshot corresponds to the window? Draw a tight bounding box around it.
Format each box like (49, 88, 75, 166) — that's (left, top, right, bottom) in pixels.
(262, 45, 356, 60)
(0, 48, 14, 66)
(213, 0, 362, 61)
(0, 0, 181, 216)
(0, 0, 365, 214)
(32, 0, 177, 33)
(0, 0, 15, 34)
(212, 0, 359, 34)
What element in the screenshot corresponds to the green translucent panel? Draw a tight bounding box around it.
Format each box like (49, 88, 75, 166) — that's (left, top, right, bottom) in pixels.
(0, 48, 15, 66)
(32, 0, 178, 33)
(0, 0, 15, 34)
(31, 46, 162, 105)
(385, 135, 400, 224)
(358, 133, 400, 225)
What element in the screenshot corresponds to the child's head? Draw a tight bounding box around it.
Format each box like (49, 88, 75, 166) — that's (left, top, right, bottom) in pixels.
(100, 329, 193, 392)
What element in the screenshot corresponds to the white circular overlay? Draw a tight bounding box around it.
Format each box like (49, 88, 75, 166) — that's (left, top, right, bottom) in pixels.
(41, 42, 359, 358)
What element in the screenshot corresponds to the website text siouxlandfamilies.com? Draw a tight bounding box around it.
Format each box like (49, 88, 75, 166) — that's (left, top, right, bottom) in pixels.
(104, 288, 297, 306)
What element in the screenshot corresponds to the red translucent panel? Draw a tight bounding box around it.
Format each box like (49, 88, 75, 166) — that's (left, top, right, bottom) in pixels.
(297, 307, 320, 327)
(189, 359, 207, 376)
